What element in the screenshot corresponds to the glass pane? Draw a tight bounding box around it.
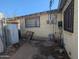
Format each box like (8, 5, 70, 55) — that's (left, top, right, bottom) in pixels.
(25, 17, 40, 27)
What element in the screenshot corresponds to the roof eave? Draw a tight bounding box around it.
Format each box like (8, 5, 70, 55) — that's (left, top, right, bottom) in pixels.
(12, 9, 60, 19)
(58, 0, 67, 11)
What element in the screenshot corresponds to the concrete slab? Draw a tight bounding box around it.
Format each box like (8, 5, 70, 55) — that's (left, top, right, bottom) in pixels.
(10, 43, 38, 59)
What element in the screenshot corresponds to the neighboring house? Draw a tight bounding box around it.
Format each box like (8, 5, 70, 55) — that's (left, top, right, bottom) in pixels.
(15, 10, 62, 38)
(8, 0, 78, 59)
(6, 18, 20, 29)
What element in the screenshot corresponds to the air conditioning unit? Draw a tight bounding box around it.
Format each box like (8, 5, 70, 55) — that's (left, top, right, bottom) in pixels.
(47, 14, 57, 24)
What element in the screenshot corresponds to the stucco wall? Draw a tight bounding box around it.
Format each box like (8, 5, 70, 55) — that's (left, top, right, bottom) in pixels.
(20, 13, 62, 38)
(62, 0, 78, 59)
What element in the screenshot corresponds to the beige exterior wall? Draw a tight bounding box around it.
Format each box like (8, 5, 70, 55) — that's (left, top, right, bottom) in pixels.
(20, 0, 78, 58)
(20, 13, 62, 38)
(62, 0, 78, 59)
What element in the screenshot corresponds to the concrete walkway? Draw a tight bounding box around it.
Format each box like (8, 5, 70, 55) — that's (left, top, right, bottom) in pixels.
(10, 43, 38, 59)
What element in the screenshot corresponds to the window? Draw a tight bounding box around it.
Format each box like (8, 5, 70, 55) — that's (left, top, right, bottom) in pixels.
(25, 16, 40, 28)
(64, 0, 74, 33)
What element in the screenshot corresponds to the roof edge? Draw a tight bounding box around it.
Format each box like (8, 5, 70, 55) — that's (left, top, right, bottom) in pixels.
(7, 9, 60, 19)
(58, 0, 67, 11)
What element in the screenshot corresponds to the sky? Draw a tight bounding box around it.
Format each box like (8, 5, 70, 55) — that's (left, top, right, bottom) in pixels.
(0, 0, 59, 18)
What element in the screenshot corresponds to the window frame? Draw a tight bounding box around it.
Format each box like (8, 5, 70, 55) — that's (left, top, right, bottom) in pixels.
(64, 0, 74, 33)
(25, 16, 40, 28)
